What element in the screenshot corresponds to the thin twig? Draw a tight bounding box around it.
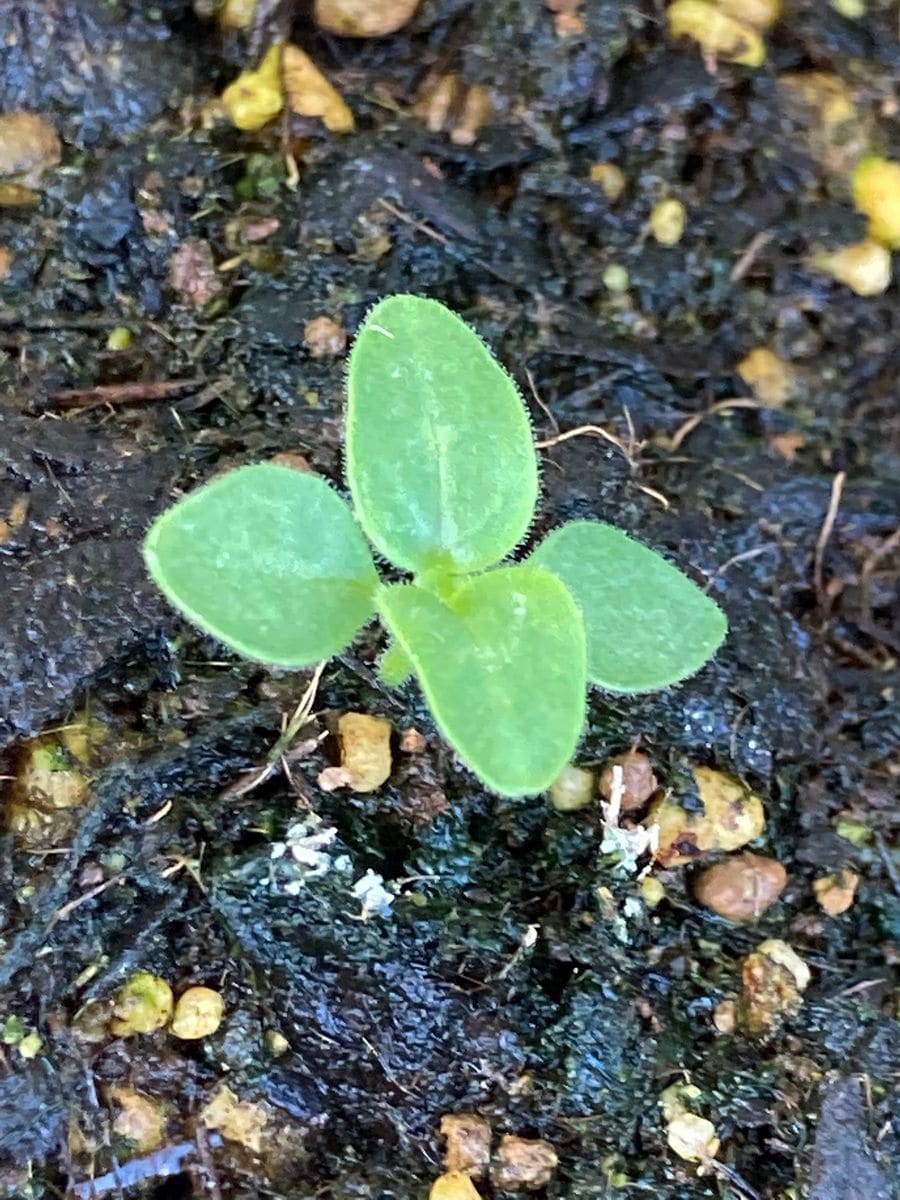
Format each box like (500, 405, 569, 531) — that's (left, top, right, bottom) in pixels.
(704, 545, 777, 591)
(50, 378, 208, 410)
(224, 662, 326, 798)
(524, 366, 559, 434)
(535, 422, 632, 463)
(48, 874, 124, 930)
(859, 525, 900, 628)
(813, 471, 846, 605)
(730, 230, 773, 282)
(669, 398, 761, 451)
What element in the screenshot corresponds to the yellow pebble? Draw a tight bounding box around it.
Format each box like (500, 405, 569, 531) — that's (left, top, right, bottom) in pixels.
(668, 0, 766, 67)
(589, 162, 626, 203)
(550, 765, 595, 812)
(737, 347, 794, 407)
(18, 1032, 43, 1059)
(106, 326, 133, 351)
(221, 44, 284, 132)
(110, 973, 174, 1037)
(831, 0, 865, 16)
(717, 0, 781, 30)
(650, 198, 686, 246)
(170, 986, 225, 1039)
(603, 263, 630, 293)
(430, 1172, 483, 1200)
(852, 157, 900, 249)
(640, 876, 666, 908)
(814, 239, 892, 296)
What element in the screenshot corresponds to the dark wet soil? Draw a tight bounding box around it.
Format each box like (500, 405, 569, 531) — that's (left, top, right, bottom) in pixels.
(1, 2, 897, 1197)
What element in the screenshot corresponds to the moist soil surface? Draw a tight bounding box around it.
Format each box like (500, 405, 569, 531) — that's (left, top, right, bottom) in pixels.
(0, 3, 898, 1198)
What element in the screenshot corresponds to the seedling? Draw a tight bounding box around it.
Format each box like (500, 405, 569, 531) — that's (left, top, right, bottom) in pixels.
(144, 295, 727, 796)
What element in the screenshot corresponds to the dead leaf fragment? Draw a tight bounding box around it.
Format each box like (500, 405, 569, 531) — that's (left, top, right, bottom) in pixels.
(693, 851, 787, 921)
(169, 239, 223, 309)
(0, 112, 61, 186)
(282, 43, 354, 133)
(666, 1113, 720, 1163)
(738, 938, 810, 1034)
(338, 712, 392, 792)
(599, 750, 658, 814)
(304, 315, 348, 358)
(813, 868, 860, 916)
(491, 1135, 559, 1191)
(314, 0, 419, 37)
(440, 1113, 492, 1178)
(201, 1084, 269, 1153)
(0, 246, 13, 279)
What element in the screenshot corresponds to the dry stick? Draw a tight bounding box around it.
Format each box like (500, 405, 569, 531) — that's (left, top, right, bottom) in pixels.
(669, 398, 762, 451)
(224, 661, 326, 798)
(813, 470, 847, 606)
(704, 545, 777, 592)
(524, 365, 559, 434)
(859, 524, 900, 642)
(535, 424, 671, 508)
(535, 422, 632, 462)
(48, 874, 124, 930)
(50, 378, 208, 410)
(730, 230, 773, 282)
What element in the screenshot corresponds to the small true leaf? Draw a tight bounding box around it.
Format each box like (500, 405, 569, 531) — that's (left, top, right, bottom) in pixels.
(377, 565, 586, 796)
(532, 520, 727, 692)
(144, 463, 378, 666)
(346, 294, 538, 575)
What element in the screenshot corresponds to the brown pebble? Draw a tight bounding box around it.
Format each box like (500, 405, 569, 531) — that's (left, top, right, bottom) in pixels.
(599, 749, 658, 814)
(303, 315, 347, 358)
(491, 1135, 558, 1191)
(693, 851, 787, 921)
(440, 1113, 492, 1178)
(400, 727, 428, 754)
(813, 869, 859, 916)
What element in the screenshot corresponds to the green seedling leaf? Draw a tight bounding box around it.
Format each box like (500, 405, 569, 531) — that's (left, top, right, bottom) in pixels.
(532, 520, 727, 692)
(144, 463, 378, 666)
(377, 565, 586, 796)
(346, 294, 538, 575)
